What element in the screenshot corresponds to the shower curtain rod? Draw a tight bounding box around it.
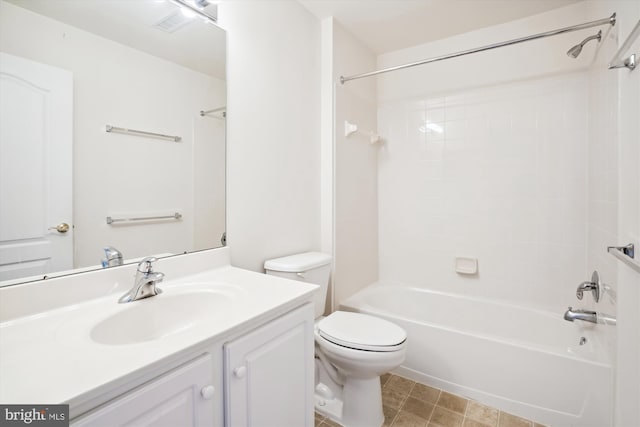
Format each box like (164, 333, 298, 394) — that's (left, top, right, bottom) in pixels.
(340, 13, 616, 84)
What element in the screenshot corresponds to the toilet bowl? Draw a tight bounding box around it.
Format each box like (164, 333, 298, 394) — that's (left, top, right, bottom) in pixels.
(264, 253, 407, 427)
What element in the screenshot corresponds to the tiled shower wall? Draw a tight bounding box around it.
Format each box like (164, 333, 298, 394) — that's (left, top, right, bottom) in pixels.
(378, 73, 589, 312)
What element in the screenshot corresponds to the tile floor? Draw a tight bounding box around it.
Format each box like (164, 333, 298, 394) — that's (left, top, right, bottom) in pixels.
(315, 374, 546, 427)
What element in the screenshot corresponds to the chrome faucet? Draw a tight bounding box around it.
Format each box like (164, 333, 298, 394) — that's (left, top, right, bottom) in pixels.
(576, 271, 600, 302)
(564, 307, 597, 323)
(102, 246, 123, 268)
(118, 257, 164, 304)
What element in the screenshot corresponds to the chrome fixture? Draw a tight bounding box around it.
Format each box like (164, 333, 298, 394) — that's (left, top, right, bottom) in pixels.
(567, 30, 602, 58)
(200, 106, 226, 117)
(564, 307, 597, 324)
(607, 243, 640, 273)
(106, 124, 181, 142)
(341, 13, 616, 84)
(118, 257, 164, 304)
(609, 18, 639, 70)
(106, 212, 182, 225)
(102, 246, 123, 268)
(607, 243, 635, 259)
(576, 270, 601, 302)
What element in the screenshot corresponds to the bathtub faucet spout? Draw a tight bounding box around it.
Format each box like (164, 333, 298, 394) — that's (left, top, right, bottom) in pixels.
(564, 307, 597, 323)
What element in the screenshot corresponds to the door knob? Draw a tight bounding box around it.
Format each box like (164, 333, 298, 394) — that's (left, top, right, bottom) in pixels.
(48, 223, 70, 233)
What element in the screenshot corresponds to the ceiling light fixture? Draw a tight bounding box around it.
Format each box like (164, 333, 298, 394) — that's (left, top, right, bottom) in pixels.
(169, 0, 218, 25)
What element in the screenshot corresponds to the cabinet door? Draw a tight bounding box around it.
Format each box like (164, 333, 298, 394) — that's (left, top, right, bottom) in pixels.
(225, 304, 314, 427)
(72, 354, 215, 427)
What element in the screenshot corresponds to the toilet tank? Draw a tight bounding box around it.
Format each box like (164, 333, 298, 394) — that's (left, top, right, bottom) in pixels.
(264, 252, 331, 318)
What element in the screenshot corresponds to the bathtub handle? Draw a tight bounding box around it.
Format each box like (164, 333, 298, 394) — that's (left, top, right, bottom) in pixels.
(576, 271, 600, 302)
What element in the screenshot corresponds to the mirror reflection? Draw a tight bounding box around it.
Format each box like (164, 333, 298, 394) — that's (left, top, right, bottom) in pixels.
(0, 0, 226, 286)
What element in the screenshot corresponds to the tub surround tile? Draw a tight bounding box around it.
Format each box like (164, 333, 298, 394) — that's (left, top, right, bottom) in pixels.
(437, 392, 469, 414)
(466, 401, 499, 426)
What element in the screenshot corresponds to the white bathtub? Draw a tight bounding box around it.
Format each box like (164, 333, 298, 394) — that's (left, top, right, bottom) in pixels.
(340, 284, 612, 427)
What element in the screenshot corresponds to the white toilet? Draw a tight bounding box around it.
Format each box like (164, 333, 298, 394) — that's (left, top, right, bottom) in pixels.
(264, 252, 407, 427)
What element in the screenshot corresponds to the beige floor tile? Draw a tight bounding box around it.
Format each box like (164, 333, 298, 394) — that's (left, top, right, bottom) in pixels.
(410, 383, 441, 404)
(391, 410, 429, 427)
(465, 401, 498, 426)
(498, 412, 532, 427)
(384, 405, 399, 427)
(403, 396, 436, 420)
(314, 412, 325, 427)
(437, 392, 468, 414)
(462, 418, 493, 427)
(386, 375, 417, 392)
(383, 386, 411, 409)
(381, 373, 392, 386)
(321, 418, 342, 427)
(430, 406, 464, 427)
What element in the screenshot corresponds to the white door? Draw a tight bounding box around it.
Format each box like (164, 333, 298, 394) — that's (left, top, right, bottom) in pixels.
(0, 52, 73, 282)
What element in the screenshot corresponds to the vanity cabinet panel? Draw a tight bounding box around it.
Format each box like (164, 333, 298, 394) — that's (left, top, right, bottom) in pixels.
(224, 304, 314, 427)
(72, 353, 215, 427)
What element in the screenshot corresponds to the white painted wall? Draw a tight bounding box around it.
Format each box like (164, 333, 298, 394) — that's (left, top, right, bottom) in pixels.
(0, 1, 226, 268)
(218, 1, 321, 272)
(584, 2, 640, 425)
(377, 3, 592, 102)
(376, 3, 594, 312)
(331, 21, 379, 307)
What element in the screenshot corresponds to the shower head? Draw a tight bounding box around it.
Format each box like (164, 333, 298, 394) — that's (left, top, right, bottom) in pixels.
(567, 30, 602, 58)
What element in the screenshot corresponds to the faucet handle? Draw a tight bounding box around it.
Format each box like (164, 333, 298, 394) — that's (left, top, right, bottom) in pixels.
(137, 257, 157, 273)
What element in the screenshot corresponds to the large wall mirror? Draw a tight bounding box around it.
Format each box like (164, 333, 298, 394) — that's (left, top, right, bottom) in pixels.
(0, 0, 226, 286)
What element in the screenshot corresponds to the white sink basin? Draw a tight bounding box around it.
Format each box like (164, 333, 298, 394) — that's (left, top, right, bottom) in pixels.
(91, 288, 236, 345)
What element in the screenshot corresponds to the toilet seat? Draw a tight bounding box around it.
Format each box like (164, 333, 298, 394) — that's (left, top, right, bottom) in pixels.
(317, 311, 406, 352)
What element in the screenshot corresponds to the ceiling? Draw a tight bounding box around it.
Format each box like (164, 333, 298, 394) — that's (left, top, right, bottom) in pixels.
(299, 0, 583, 54)
(4, 0, 226, 79)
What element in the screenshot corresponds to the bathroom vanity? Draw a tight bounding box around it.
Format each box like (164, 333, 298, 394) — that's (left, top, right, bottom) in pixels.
(0, 248, 317, 426)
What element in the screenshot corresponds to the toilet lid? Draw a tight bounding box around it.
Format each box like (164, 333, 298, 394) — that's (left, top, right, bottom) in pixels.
(317, 311, 406, 352)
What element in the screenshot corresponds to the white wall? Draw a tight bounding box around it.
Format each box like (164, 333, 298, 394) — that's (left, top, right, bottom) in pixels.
(0, 1, 226, 268)
(585, 2, 640, 425)
(331, 21, 379, 307)
(377, 2, 592, 102)
(219, 1, 321, 272)
(376, 3, 594, 312)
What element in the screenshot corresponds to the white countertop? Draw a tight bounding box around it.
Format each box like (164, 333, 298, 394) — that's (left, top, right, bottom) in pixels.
(0, 249, 317, 407)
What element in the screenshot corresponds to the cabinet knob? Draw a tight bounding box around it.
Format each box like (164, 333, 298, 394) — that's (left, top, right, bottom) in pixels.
(233, 366, 246, 379)
(200, 385, 215, 400)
